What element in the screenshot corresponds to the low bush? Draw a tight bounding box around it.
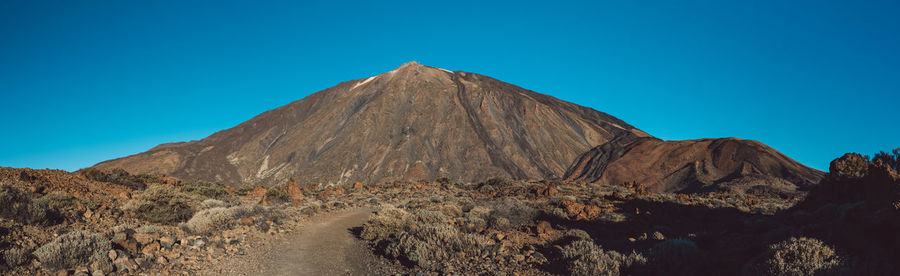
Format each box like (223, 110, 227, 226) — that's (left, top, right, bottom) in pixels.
(35, 191, 77, 209)
(33, 231, 111, 270)
(648, 238, 702, 274)
(179, 181, 230, 200)
(559, 240, 646, 276)
(201, 199, 228, 209)
(360, 205, 412, 241)
(136, 224, 163, 234)
(235, 186, 254, 196)
(748, 237, 845, 276)
(0, 185, 57, 225)
(79, 168, 147, 190)
(483, 198, 537, 229)
(124, 185, 196, 224)
(264, 188, 291, 203)
(3, 247, 30, 267)
(180, 204, 279, 235)
(384, 223, 495, 271)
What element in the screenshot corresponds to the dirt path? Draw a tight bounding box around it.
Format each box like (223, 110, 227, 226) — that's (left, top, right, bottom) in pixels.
(203, 208, 386, 276)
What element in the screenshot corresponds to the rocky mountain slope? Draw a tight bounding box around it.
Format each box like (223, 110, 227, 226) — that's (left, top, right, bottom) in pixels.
(94, 62, 649, 187)
(564, 137, 824, 195)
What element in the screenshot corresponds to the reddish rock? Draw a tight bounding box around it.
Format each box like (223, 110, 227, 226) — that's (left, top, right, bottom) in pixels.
(564, 137, 824, 195)
(536, 221, 553, 235)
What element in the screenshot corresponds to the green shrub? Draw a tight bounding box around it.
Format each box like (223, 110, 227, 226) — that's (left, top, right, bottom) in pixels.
(33, 231, 111, 270)
(828, 153, 869, 180)
(235, 186, 254, 196)
(872, 148, 899, 171)
(264, 188, 291, 203)
(134, 173, 160, 184)
(0, 185, 57, 225)
(749, 237, 845, 276)
(179, 181, 230, 200)
(35, 191, 77, 209)
(78, 168, 147, 190)
(124, 185, 196, 224)
(560, 240, 647, 276)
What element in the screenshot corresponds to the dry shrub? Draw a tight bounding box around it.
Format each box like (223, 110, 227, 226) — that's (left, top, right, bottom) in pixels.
(179, 181, 231, 200)
(560, 240, 646, 276)
(79, 167, 147, 190)
(124, 185, 196, 224)
(180, 204, 277, 235)
(360, 205, 413, 241)
(201, 199, 227, 209)
(483, 198, 537, 229)
(0, 185, 57, 225)
(264, 188, 291, 203)
(648, 238, 702, 274)
(3, 247, 30, 267)
(33, 231, 111, 270)
(385, 223, 495, 271)
(746, 237, 845, 276)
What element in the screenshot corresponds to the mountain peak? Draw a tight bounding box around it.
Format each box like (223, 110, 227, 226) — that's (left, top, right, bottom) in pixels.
(94, 63, 646, 187)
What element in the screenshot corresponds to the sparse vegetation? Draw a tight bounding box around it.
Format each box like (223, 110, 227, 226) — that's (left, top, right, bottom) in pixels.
(35, 190, 77, 209)
(33, 231, 111, 270)
(559, 240, 646, 276)
(748, 237, 844, 276)
(264, 188, 291, 203)
(0, 185, 57, 225)
(124, 184, 196, 224)
(179, 181, 231, 200)
(180, 204, 281, 235)
(78, 167, 148, 190)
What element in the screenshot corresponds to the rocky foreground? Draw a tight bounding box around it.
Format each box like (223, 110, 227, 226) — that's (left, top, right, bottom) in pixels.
(2, 150, 900, 275)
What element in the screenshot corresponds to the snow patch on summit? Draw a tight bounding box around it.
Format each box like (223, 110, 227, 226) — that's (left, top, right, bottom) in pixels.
(351, 76, 376, 91)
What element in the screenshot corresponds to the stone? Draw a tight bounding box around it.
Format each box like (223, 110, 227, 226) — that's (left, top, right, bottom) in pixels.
(113, 257, 137, 272)
(107, 250, 117, 261)
(141, 241, 160, 255)
(652, 231, 665, 240)
(56, 269, 68, 276)
(159, 236, 175, 248)
(91, 271, 105, 276)
(134, 232, 159, 245)
(156, 255, 168, 265)
(114, 239, 138, 253)
(536, 221, 553, 235)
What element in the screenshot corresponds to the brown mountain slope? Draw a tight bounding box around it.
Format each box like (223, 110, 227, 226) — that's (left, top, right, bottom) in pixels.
(563, 137, 824, 195)
(94, 62, 649, 187)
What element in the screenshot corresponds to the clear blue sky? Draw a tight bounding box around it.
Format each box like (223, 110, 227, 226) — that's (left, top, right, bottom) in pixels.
(1, 0, 897, 172)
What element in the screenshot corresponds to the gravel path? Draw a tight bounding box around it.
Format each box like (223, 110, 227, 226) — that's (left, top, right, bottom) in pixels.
(202, 208, 389, 276)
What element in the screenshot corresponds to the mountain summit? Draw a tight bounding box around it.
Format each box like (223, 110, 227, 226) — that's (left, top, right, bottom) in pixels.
(95, 62, 649, 186)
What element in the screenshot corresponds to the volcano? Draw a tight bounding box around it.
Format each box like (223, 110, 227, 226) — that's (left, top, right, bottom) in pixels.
(94, 62, 650, 187)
